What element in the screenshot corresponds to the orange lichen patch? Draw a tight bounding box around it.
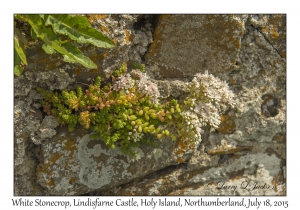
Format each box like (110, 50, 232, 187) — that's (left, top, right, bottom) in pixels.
(28, 49, 62, 71)
(112, 38, 118, 45)
(146, 15, 173, 59)
(177, 157, 185, 163)
(69, 177, 77, 184)
(73, 69, 83, 75)
(273, 133, 286, 143)
(36, 162, 56, 189)
(261, 15, 286, 58)
(172, 137, 195, 163)
(217, 114, 236, 134)
(125, 29, 132, 43)
(90, 52, 105, 64)
(87, 14, 108, 24)
(47, 178, 55, 189)
(88, 69, 99, 74)
(203, 14, 244, 50)
(271, 172, 285, 193)
(229, 77, 236, 85)
(64, 137, 77, 159)
(50, 152, 63, 163)
(125, 191, 136, 196)
(100, 25, 110, 35)
(270, 27, 279, 39)
(36, 135, 80, 191)
(86, 15, 110, 35)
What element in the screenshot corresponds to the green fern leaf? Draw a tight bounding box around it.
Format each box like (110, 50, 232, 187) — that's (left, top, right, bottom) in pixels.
(44, 14, 115, 48)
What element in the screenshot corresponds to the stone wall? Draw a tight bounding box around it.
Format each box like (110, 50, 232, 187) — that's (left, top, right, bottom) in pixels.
(14, 14, 286, 196)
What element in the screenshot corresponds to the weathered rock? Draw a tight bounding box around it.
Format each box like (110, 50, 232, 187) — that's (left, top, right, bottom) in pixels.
(104, 145, 285, 196)
(102, 14, 286, 196)
(146, 14, 247, 78)
(31, 116, 59, 145)
(249, 14, 286, 58)
(14, 99, 46, 195)
(14, 14, 286, 196)
(36, 127, 197, 195)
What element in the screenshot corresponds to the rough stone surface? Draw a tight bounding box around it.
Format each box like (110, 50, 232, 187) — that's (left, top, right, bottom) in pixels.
(36, 127, 197, 195)
(14, 14, 286, 196)
(102, 14, 286, 196)
(104, 150, 284, 196)
(31, 116, 59, 145)
(248, 14, 286, 58)
(146, 14, 247, 78)
(14, 97, 45, 195)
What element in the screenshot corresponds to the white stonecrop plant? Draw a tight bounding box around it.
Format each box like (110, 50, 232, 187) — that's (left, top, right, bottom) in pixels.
(181, 70, 235, 143)
(114, 69, 160, 103)
(112, 73, 135, 92)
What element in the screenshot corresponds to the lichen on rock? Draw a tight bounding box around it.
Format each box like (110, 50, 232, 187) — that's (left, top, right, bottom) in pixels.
(14, 14, 286, 196)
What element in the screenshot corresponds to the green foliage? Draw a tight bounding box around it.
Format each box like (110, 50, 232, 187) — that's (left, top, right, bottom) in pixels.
(113, 62, 128, 77)
(44, 15, 114, 48)
(14, 22, 28, 76)
(37, 64, 182, 157)
(14, 14, 115, 76)
(132, 61, 146, 73)
(37, 63, 235, 158)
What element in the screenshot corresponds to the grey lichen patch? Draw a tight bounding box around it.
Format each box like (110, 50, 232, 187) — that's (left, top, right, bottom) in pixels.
(195, 153, 280, 182)
(36, 129, 83, 195)
(261, 94, 280, 117)
(108, 152, 283, 196)
(130, 29, 153, 63)
(152, 148, 163, 161)
(76, 133, 174, 190)
(157, 79, 189, 99)
(35, 68, 74, 90)
(37, 126, 194, 195)
(248, 15, 269, 28)
(14, 97, 46, 195)
(14, 74, 33, 97)
(31, 116, 59, 144)
(41, 115, 60, 129)
(77, 134, 132, 189)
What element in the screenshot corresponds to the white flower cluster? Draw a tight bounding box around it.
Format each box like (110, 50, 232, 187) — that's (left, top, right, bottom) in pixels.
(131, 69, 160, 103)
(194, 102, 220, 129)
(180, 110, 203, 143)
(182, 70, 235, 136)
(112, 69, 160, 103)
(193, 71, 235, 107)
(112, 73, 135, 92)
